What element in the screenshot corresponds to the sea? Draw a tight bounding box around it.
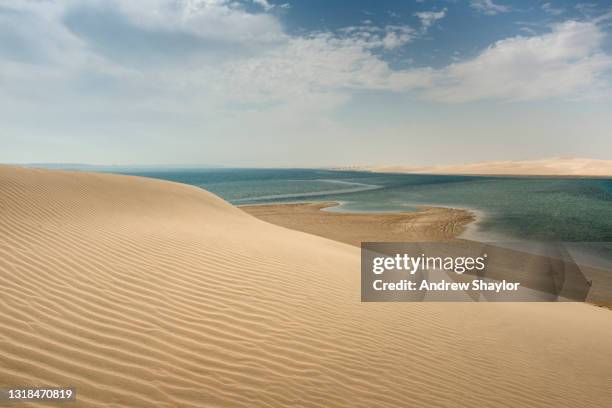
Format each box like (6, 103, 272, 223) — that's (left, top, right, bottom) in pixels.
(119, 168, 612, 267)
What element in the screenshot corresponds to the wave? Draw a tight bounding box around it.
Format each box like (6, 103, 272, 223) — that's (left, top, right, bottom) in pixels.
(232, 179, 380, 203)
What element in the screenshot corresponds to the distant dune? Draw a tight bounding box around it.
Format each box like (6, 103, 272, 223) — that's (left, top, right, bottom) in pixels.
(367, 157, 612, 177)
(1, 165, 612, 407)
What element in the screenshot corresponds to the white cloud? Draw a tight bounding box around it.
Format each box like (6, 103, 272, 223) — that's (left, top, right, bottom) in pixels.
(337, 24, 416, 51)
(218, 19, 612, 105)
(215, 29, 431, 106)
(542, 2, 564, 16)
(422, 21, 612, 102)
(0, 0, 610, 122)
(414, 9, 447, 32)
(381, 25, 416, 49)
(518, 26, 537, 35)
(575, 3, 598, 16)
(112, 0, 285, 43)
(252, 0, 273, 11)
(594, 10, 612, 25)
(470, 0, 510, 15)
(2, 0, 612, 165)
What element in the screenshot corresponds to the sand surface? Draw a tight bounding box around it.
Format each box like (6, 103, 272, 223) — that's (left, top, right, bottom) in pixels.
(367, 157, 612, 177)
(1, 165, 612, 407)
(241, 202, 474, 246)
(243, 202, 612, 306)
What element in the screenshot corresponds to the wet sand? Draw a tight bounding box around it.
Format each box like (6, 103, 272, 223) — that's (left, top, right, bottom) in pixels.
(241, 201, 475, 246)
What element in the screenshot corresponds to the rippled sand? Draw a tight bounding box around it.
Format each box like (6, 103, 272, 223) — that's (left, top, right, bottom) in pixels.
(1, 165, 611, 407)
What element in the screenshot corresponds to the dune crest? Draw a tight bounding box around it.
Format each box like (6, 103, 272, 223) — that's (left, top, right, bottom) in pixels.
(1, 165, 612, 407)
(368, 157, 612, 176)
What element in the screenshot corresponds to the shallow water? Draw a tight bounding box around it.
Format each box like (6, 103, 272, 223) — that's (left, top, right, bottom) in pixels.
(122, 168, 612, 243)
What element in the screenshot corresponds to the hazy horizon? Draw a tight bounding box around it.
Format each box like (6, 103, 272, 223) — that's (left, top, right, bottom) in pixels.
(5, 155, 612, 170)
(2, 0, 612, 166)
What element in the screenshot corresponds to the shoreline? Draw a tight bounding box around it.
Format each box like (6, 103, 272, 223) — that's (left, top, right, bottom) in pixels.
(365, 170, 612, 180)
(240, 201, 476, 246)
(343, 157, 612, 179)
(241, 200, 612, 309)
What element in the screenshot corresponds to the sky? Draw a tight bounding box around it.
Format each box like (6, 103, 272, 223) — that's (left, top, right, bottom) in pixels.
(2, 0, 612, 167)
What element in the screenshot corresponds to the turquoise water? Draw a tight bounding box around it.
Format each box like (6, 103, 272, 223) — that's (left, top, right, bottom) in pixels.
(122, 168, 612, 244)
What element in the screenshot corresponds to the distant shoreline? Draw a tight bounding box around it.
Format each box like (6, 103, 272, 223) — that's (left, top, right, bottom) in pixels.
(338, 157, 612, 179)
(364, 170, 612, 180)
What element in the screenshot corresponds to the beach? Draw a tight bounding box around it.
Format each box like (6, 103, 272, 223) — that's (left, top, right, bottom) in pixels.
(241, 202, 474, 246)
(243, 201, 612, 306)
(1, 165, 612, 407)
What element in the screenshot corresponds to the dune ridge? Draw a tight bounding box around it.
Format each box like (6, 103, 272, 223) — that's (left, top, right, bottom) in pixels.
(1, 165, 612, 407)
(366, 157, 612, 177)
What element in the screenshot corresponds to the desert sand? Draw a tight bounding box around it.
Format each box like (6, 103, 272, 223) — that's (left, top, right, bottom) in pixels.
(367, 157, 612, 177)
(1, 165, 612, 407)
(241, 202, 474, 246)
(243, 202, 612, 306)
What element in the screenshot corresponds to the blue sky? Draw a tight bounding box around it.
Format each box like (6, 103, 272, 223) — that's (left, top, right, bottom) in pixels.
(283, 0, 612, 67)
(2, 0, 612, 166)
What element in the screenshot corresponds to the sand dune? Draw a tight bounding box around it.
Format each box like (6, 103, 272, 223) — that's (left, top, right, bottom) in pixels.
(1, 165, 612, 407)
(368, 157, 612, 177)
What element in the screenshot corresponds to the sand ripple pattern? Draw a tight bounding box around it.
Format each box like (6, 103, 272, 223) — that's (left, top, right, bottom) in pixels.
(1, 166, 611, 407)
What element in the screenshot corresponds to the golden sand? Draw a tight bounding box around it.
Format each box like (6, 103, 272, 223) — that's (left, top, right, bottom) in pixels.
(1, 165, 612, 407)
